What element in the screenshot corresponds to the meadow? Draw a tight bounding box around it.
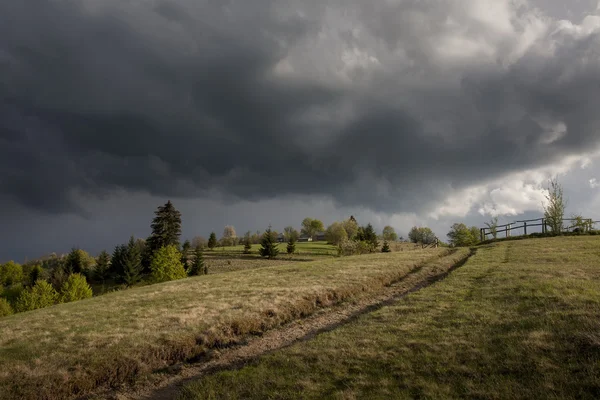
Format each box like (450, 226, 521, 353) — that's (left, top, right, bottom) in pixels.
(179, 236, 600, 399)
(0, 243, 453, 400)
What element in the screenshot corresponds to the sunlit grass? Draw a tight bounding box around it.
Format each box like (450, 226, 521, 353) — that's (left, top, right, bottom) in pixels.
(180, 236, 600, 400)
(0, 247, 449, 399)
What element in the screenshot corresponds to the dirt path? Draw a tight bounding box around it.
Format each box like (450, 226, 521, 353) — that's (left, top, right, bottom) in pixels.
(95, 250, 473, 400)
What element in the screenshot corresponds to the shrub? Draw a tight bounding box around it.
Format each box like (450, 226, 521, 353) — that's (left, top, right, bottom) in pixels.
(0, 298, 13, 317)
(14, 280, 59, 313)
(150, 245, 187, 283)
(337, 239, 370, 256)
(60, 273, 93, 303)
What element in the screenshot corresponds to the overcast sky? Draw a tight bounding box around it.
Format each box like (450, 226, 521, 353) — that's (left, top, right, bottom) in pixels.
(1, 0, 600, 262)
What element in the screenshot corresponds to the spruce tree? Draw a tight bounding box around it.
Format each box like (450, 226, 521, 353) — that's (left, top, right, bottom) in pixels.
(147, 200, 182, 254)
(95, 250, 111, 282)
(181, 240, 191, 268)
(122, 236, 142, 286)
(28, 264, 44, 287)
(208, 232, 217, 251)
(381, 240, 391, 253)
(188, 245, 206, 276)
(287, 236, 296, 255)
(259, 227, 280, 259)
(64, 248, 85, 274)
(111, 244, 128, 279)
(363, 224, 379, 252)
(243, 232, 252, 254)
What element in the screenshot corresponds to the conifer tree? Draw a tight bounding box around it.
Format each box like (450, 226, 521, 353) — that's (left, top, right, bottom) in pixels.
(363, 223, 379, 252)
(111, 244, 128, 279)
(188, 245, 207, 276)
(243, 232, 252, 254)
(147, 200, 182, 254)
(287, 236, 296, 255)
(208, 232, 217, 250)
(259, 226, 280, 259)
(122, 236, 142, 286)
(181, 240, 191, 268)
(381, 240, 391, 253)
(28, 264, 44, 287)
(64, 248, 85, 274)
(95, 250, 111, 282)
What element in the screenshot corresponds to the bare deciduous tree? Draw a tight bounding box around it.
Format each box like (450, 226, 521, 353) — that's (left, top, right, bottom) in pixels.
(543, 177, 566, 234)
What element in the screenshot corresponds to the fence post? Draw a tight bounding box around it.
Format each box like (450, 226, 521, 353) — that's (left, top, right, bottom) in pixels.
(542, 219, 546, 234)
(480, 228, 484, 242)
(524, 221, 527, 236)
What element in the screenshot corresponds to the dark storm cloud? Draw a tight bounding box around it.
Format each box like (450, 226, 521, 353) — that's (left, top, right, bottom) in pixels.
(1, 0, 600, 216)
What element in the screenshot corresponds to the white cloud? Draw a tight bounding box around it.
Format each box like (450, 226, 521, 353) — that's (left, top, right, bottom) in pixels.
(429, 152, 600, 219)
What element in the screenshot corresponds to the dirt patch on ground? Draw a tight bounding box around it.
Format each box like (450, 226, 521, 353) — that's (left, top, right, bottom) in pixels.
(91, 249, 472, 400)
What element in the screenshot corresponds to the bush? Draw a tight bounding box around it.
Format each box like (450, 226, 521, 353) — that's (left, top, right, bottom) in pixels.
(0, 298, 13, 317)
(14, 280, 59, 313)
(150, 245, 187, 283)
(60, 273, 93, 303)
(337, 239, 371, 256)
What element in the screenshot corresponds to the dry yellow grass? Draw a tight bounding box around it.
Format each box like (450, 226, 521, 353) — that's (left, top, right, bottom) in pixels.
(0, 248, 451, 400)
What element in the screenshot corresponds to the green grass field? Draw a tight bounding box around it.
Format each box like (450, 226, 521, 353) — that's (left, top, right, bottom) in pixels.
(0, 246, 451, 400)
(210, 241, 338, 257)
(179, 236, 600, 399)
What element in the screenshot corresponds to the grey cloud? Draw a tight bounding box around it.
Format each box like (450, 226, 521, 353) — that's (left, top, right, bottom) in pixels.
(1, 0, 600, 220)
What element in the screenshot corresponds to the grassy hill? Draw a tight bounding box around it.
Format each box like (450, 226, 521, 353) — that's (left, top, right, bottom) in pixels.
(0, 245, 458, 400)
(179, 236, 600, 399)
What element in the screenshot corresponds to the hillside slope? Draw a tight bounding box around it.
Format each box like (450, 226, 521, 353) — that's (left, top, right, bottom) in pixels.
(0, 248, 461, 400)
(179, 237, 600, 400)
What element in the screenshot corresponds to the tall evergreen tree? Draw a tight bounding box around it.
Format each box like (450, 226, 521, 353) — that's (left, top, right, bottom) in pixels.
(64, 248, 85, 274)
(363, 224, 379, 252)
(259, 227, 280, 259)
(147, 200, 182, 254)
(95, 250, 111, 282)
(28, 264, 44, 287)
(188, 245, 207, 276)
(123, 236, 143, 286)
(181, 239, 192, 268)
(208, 232, 217, 250)
(111, 244, 127, 279)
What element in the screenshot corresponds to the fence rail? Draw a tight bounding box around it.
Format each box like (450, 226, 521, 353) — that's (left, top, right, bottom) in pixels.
(480, 218, 600, 241)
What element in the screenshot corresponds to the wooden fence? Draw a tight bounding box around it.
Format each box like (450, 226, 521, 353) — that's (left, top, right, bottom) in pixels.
(480, 218, 600, 241)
